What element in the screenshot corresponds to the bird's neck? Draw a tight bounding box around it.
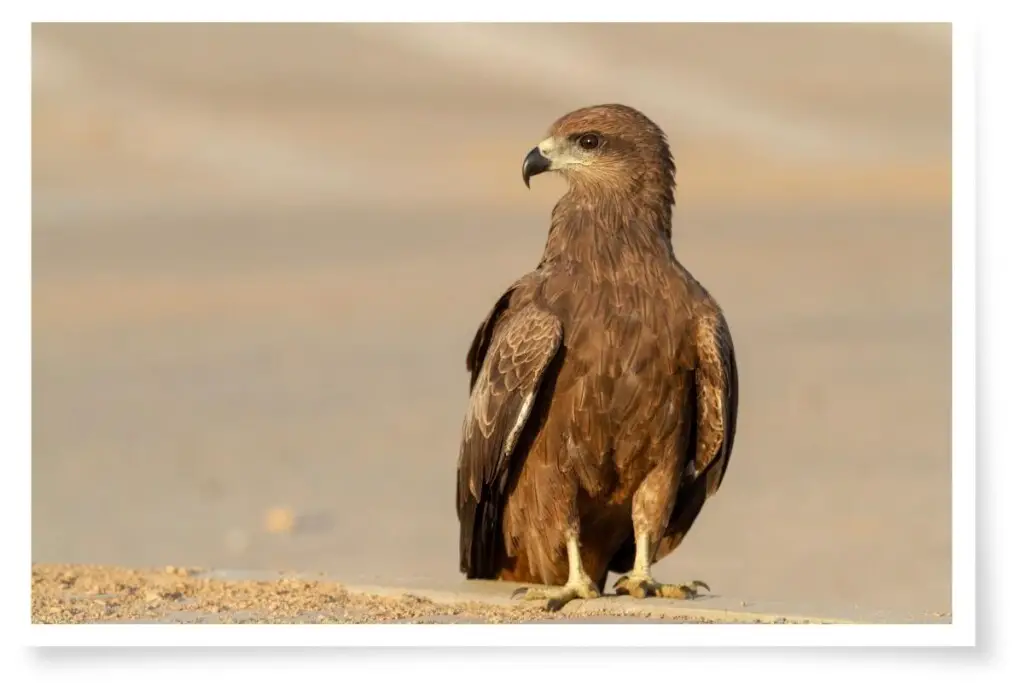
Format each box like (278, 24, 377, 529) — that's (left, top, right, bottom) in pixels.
(539, 187, 675, 269)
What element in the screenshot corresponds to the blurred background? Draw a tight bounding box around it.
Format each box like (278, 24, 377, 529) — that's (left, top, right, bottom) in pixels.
(32, 23, 952, 622)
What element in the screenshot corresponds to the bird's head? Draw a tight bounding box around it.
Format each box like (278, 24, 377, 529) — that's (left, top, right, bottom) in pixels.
(521, 103, 676, 203)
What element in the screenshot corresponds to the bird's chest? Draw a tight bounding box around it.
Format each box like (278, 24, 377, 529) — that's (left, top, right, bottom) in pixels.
(561, 278, 680, 373)
(558, 281, 688, 430)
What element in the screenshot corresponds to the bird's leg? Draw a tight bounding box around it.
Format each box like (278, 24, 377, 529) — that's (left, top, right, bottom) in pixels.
(511, 531, 601, 612)
(613, 466, 710, 600)
(612, 532, 709, 600)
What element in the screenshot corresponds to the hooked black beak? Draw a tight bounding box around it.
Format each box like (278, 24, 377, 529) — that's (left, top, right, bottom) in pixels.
(522, 147, 551, 188)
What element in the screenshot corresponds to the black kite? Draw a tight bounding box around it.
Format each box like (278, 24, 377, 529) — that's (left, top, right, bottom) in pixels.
(456, 104, 739, 611)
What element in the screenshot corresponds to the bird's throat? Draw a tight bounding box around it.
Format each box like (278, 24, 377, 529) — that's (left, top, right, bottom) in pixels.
(541, 194, 674, 268)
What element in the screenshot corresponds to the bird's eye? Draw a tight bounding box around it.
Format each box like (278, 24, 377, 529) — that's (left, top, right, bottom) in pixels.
(578, 133, 601, 150)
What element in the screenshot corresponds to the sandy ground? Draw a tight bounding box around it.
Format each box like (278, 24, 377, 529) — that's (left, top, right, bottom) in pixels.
(31, 24, 952, 625)
(32, 563, 857, 624)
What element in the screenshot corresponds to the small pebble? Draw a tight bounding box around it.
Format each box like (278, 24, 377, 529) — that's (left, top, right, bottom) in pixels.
(264, 507, 296, 534)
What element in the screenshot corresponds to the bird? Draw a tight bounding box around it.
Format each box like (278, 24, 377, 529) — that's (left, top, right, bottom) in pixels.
(455, 103, 739, 612)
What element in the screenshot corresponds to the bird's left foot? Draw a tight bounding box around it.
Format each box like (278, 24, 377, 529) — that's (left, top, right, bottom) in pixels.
(511, 578, 602, 612)
(613, 574, 710, 600)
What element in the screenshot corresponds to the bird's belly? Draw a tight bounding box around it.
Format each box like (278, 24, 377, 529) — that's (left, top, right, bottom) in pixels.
(558, 355, 688, 502)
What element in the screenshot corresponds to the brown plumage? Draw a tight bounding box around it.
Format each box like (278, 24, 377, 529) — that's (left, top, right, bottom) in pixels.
(456, 104, 739, 610)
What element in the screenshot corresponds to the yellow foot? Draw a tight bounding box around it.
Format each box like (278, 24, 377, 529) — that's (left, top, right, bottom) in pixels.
(613, 574, 710, 600)
(511, 580, 602, 612)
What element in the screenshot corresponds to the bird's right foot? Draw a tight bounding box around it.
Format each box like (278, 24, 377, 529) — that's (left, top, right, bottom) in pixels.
(511, 579, 602, 612)
(613, 573, 710, 600)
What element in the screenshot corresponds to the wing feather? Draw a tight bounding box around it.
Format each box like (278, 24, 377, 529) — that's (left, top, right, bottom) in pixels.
(692, 305, 739, 495)
(652, 304, 739, 561)
(457, 301, 563, 578)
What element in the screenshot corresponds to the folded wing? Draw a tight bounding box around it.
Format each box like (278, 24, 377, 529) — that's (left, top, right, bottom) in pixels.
(457, 302, 564, 578)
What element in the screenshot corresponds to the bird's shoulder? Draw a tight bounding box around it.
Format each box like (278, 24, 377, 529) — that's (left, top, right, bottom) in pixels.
(465, 270, 561, 385)
(663, 256, 731, 321)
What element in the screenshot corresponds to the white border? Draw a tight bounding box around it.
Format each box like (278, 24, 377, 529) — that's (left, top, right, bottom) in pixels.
(18, 1, 963, 23)
(6, 0, 984, 662)
(27, 622, 966, 648)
